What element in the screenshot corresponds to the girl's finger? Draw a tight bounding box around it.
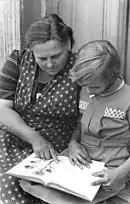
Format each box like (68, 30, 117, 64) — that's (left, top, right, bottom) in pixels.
(76, 154, 90, 168)
(69, 155, 75, 166)
(102, 182, 110, 187)
(102, 188, 112, 192)
(72, 156, 83, 169)
(81, 148, 92, 163)
(92, 170, 105, 177)
(91, 178, 105, 186)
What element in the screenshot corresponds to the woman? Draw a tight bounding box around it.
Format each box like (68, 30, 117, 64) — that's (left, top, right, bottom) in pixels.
(0, 14, 80, 204)
(69, 40, 130, 203)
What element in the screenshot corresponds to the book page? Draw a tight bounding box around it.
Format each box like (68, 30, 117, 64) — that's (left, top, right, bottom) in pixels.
(46, 156, 104, 201)
(5, 153, 56, 185)
(6, 154, 104, 201)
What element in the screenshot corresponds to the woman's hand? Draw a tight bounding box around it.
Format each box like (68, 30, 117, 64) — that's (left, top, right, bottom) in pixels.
(69, 140, 92, 169)
(32, 136, 58, 163)
(91, 167, 126, 192)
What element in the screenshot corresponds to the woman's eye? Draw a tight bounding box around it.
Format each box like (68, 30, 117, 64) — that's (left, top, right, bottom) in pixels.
(40, 58, 46, 61)
(52, 53, 61, 59)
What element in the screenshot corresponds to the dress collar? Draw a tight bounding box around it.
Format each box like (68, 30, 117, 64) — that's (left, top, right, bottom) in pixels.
(89, 76, 124, 98)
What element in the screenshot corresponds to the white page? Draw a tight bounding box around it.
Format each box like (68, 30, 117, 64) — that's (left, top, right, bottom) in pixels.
(6, 154, 104, 201)
(6, 153, 56, 184)
(46, 156, 104, 201)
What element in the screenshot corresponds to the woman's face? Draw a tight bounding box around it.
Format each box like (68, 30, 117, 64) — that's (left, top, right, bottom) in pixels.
(32, 40, 69, 76)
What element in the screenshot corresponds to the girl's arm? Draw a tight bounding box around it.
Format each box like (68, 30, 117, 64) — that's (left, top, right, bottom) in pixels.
(69, 114, 82, 144)
(117, 106, 130, 177)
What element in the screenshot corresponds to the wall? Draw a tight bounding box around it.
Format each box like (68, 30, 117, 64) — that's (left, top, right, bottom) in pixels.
(125, 1, 130, 84)
(0, 0, 5, 69)
(46, 0, 123, 51)
(46, 0, 128, 76)
(46, 0, 104, 51)
(20, 0, 42, 48)
(0, 0, 20, 70)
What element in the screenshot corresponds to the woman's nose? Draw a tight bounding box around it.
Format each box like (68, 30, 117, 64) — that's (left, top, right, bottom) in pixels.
(46, 58, 53, 68)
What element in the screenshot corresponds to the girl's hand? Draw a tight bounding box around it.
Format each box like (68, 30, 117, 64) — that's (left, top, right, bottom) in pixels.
(91, 167, 125, 192)
(32, 136, 58, 163)
(69, 140, 92, 169)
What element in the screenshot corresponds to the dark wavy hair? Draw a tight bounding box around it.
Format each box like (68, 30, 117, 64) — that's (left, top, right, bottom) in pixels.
(26, 13, 74, 48)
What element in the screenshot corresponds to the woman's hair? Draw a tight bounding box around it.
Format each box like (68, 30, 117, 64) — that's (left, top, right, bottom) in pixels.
(70, 40, 121, 86)
(26, 13, 74, 48)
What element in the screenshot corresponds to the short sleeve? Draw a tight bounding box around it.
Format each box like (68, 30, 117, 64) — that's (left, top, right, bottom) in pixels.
(0, 50, 21, 100)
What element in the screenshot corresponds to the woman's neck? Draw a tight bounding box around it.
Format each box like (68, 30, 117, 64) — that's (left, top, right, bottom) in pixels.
(38, 69, 53, 84)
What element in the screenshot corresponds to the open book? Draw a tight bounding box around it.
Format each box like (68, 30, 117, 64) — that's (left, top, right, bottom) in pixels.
(5, 153, 104, 202)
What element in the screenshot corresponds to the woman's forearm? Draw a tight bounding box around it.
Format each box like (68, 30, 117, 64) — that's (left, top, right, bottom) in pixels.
(0, 106, 38, 144)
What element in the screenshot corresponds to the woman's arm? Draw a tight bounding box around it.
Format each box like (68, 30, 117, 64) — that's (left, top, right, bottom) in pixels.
(0, 99, 58, 161)
(0, 99, 39, 144)
(0, 50, 58, 161)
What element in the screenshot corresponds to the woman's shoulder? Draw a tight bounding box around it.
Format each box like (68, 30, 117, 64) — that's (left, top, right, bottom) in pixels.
(70, 50, 77, 57)
(68, 50, 77, 62)
(1, 48, 30, 81)
(7, 49, 21, 64)
(66, 51, 77, 70)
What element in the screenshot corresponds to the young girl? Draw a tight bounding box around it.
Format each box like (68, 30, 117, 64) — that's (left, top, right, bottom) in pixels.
(69, 40, 130, 203)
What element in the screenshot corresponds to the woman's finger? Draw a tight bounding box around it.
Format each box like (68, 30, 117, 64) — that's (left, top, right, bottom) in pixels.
(50, 148, 59, 163)
(44, 149, 51, 160)
(39, 152, 46, 160)
(35, 150, 41, 159)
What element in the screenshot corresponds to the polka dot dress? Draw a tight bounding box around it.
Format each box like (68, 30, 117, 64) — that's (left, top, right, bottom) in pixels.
(0, 51, 79, 204)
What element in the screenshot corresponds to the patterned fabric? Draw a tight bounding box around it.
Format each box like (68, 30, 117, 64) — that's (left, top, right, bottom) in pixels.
(0, 50, 21, 100)
(79, 100, 89, 110)
(104, 107, 126, 119)
(0, 49, 79, 204)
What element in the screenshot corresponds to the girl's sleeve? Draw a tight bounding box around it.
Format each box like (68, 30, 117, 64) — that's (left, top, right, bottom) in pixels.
(0, 50, 21, 100)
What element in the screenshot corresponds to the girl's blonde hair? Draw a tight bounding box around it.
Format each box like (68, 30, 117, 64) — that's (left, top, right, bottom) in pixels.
(70, 40, 121, 86)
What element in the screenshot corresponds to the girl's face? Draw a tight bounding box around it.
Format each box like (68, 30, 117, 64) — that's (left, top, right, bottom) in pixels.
(83, 77, 110, 95)
(32, 40, 69, 76)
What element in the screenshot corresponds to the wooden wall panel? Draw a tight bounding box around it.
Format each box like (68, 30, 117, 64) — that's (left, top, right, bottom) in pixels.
(0, 0, 20, 70)
(72, 0, 104, 51)
(0, 0, 5, 70)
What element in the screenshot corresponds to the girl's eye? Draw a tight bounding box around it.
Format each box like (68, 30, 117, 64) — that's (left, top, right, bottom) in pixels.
(90, 86, 100, 89)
